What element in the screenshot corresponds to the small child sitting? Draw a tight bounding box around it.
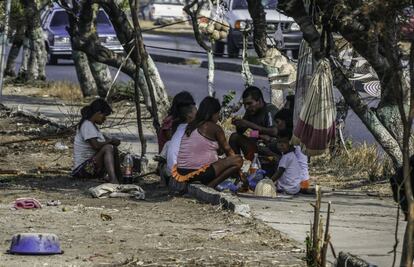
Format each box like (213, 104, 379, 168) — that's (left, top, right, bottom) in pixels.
(294, 145, 310, 190)
(271, 130, 301, 195)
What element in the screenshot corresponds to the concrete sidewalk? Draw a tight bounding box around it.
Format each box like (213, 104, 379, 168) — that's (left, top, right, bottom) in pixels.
(241, 193, 405, 266)
(2, 94, 405, 267)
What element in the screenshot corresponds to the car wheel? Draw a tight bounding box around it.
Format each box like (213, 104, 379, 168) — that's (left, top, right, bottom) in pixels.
(227, 36, 240, 58)
(214, 41, 225, 57)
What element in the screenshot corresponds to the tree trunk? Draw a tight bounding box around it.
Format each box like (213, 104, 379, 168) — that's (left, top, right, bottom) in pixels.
(147, 55, 169, 119)
(32, 27, 46, 80)
(5, 26, 25, 77)
(72, 50, 98, 97)
(17, 36, 30, 80)
(89, 59, 112, 98)
(21, 0, 46, 81)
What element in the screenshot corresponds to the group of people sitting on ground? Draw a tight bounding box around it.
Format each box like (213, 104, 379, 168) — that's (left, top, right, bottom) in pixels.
(157, 86, 310, 194)
(71, 86, 310, 195)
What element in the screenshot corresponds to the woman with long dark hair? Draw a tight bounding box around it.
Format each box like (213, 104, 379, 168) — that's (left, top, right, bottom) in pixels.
(172, 97, 243, 188)
(157, 91, 195, 153)
(72, 99, 122, 183)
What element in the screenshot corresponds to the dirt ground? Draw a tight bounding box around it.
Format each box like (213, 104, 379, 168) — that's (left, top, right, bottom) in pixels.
(0, 107, 304, 266)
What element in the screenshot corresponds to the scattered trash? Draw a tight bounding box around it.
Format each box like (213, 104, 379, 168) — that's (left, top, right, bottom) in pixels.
(209, 229, 232, 240)
(216, 180, 239, 192)
(61, 207, 68, 212)
(100, 213, 113, 221)
(46, 200, 61, 206)
(8, 233, 63, 255)
(89, 183, 145, 200)
(54, 142, 68, 151)
(13, 198, 42, 210)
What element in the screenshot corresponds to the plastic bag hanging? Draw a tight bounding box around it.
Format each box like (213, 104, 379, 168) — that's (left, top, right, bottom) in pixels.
(291, 59, 336, 156)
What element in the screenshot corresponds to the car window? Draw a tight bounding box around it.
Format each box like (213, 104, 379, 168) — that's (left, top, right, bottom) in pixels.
(96, 10, 111, 25)
(50, 11, 69, 27)
(49, 10, 111, 27)
(232, 0, 277, 10)
(153, 0, 183, 5)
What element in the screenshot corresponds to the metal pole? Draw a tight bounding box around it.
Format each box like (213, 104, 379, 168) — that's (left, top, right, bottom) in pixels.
(0, 0, 12, 103)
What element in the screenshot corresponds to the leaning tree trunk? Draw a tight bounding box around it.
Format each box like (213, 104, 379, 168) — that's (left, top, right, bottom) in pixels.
(89, 59, 112, 98)
(5, 26, 25, 77)
(72, 50, 98, 97)
(87, 5, 112, 98)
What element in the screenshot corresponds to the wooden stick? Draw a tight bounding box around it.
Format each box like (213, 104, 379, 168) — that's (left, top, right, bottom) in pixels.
(321, 201, 332, 266)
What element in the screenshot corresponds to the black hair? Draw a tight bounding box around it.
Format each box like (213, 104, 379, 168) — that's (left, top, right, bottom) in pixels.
(186, 97, 221, 136)
(78, 98, 112, 129)
(169, 91, 195, 119)
(172, 104, 195, 135)
(277, 129, 293, 141)
(242, 86, 264, 102)
(274, 109, 293, 130)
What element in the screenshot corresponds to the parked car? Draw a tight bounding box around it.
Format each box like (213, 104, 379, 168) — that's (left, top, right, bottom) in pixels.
(41, 6, 123, 65)
(141, 0, 186, 24)
(213, 0, 302, 58)
(401, 7, 414, 40)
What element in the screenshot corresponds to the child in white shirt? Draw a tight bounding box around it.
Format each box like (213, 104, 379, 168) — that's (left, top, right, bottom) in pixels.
(294, 145, 310, 190)
(271, 130, 301, 194)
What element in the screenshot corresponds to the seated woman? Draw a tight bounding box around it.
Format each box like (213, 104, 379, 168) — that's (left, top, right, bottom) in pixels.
(72, 99, 122, 184)
(157, 91, 195, 153)
(173, 97, 243, 188)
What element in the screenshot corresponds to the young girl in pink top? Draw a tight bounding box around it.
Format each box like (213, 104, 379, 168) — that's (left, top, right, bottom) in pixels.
(173, 97, 243, 188)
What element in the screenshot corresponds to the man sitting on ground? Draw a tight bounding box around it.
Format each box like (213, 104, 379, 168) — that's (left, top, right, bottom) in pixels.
(230, 86, 279, 161)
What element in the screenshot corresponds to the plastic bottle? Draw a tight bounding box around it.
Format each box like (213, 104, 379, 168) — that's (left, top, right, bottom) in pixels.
(123, 153, 133, 184)
(249, 153, 261, 175)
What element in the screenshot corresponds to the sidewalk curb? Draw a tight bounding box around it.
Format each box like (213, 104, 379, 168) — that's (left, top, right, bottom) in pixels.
(148, 51, 267, 77)
(187, 184, 251, 218)
(151, 53, 200, 65)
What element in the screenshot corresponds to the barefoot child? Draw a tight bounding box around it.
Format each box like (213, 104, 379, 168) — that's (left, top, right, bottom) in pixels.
(72, 99, 122, 184)
(271, 130, 301, 195)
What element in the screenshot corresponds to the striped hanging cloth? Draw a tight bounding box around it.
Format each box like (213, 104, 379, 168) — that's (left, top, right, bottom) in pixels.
(293, 40, 315, 129)
(291, 59, 336, 156)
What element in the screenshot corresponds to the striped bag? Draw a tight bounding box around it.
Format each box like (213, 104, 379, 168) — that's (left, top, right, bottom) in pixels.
(291, 59, 336, 156)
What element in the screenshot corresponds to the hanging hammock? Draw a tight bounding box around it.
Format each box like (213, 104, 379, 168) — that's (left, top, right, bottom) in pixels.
(291, 59, 336, 156)
(293, 40, 315, 129)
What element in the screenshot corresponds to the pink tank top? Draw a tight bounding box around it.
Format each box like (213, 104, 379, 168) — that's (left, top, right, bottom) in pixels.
(177, 129, 219, 169)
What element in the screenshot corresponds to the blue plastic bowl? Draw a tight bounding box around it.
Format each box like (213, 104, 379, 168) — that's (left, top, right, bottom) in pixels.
(9, 233, 63, 255)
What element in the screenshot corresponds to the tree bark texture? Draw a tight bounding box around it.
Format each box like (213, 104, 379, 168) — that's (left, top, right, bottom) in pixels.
(5, 26, 25, 77)
(18, 36, 30, 79)
(89, 59, 112, 98)
(184, 0, 215, 96)
(21, 0, 46, 81)
(72, 50, 98, 97)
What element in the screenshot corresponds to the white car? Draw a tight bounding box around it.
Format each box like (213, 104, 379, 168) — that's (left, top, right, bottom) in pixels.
(213, 0, 302, 58)
(142, 0, 186, 24)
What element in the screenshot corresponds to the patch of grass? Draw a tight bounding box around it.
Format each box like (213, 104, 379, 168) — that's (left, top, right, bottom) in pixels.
(41, 81, 83, 101)
(312, 142, 393, 182)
